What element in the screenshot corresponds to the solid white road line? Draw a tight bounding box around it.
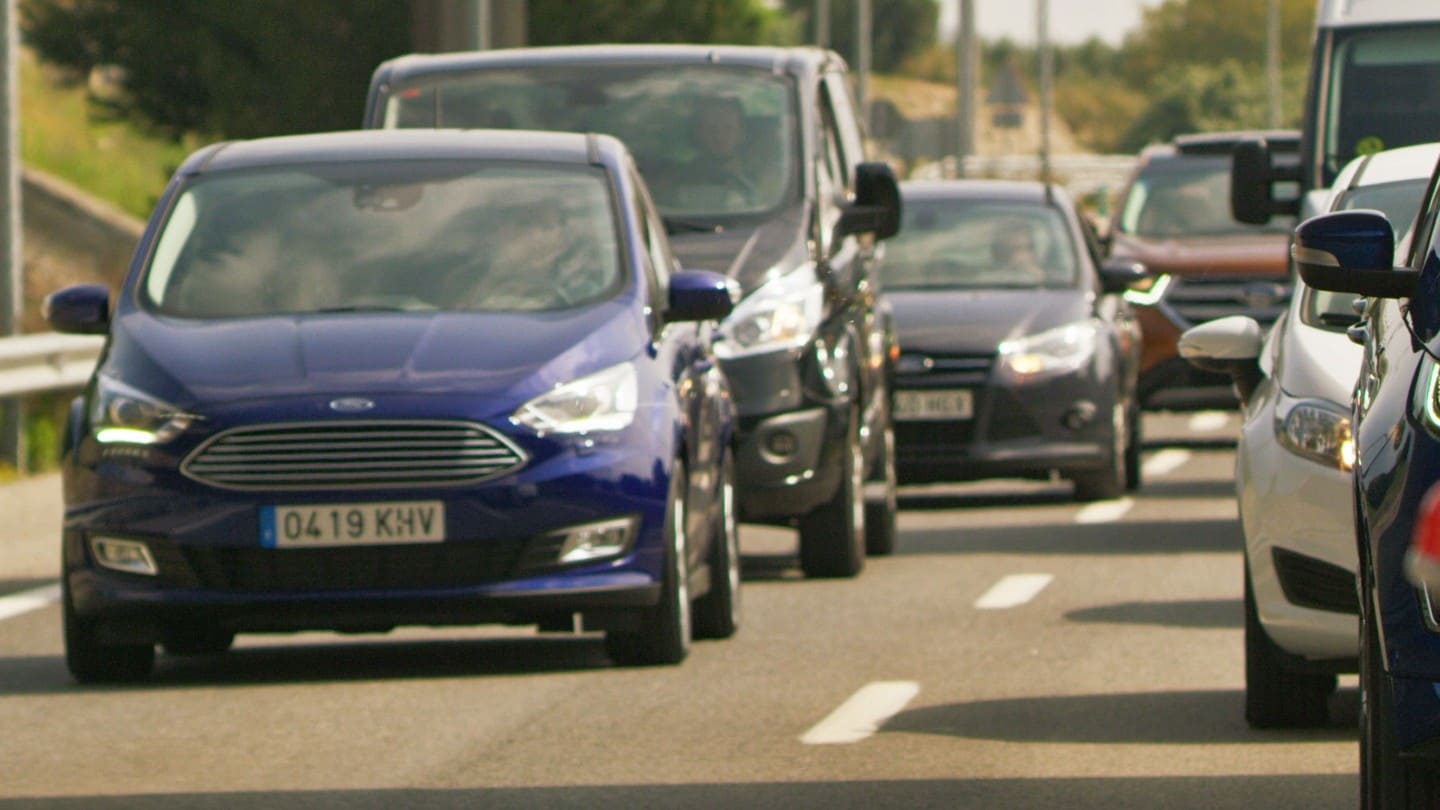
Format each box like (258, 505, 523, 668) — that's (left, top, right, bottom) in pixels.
(1142, 448, 1192, 477)
(0, 583, 61, 623)
(974, 574, 1054, 610)
(800, 681, 921, 744)
(1075, 497, 1134, 525)
(1188, 411, 1230, 433)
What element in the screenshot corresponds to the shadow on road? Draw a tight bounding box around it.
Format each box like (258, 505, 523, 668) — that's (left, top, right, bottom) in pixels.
(1065, 598, 1241, 630)
(897, 518, 1241, 556)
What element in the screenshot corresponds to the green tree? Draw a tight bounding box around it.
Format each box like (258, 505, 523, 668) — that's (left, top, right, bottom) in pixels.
(1122, 0, 1314, 89)
(528, 0, 794, 47)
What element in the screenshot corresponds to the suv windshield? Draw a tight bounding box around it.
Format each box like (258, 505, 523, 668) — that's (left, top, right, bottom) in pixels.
(880, 201, 1077, 290)
(1118, 155, 1294, 238)
(383, 65, 800, 219)
(143, 161, 622, 317)
(1324, 25, 1440, 185)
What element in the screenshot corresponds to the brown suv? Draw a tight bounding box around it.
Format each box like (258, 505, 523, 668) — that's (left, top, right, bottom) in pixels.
(1107, 131, 1297, 409)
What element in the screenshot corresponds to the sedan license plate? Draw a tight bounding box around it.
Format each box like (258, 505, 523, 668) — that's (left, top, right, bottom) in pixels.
(260, 501, 445, 548)
(895, 389, 974, 421)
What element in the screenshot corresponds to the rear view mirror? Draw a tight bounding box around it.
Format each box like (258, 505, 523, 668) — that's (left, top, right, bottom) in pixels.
(43, 284, 111, 335)
(1292, 209, 1416, 298)
(1177, 315, 1264, 404)
(667, 269, 737, 323)
(1098, 259, 1149, 294)
(1231, 137, 1301, 225)
(837, 162, 901, 240)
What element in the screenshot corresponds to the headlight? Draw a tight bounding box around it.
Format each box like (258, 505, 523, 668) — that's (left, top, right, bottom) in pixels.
(1275, 393, 1353, 470)
(512, 362, 638, 435)
(997, 321, 1100, 380)
(89, 375, 196, 445)
(713, 268, 823, 359)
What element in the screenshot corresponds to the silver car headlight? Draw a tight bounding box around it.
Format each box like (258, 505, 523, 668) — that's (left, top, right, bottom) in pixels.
(89, 375, 196, 445)
(1274, 392, 1353, 470)
(713, 268, 823, 359)
(996, 320, 1100, 380)
(512, 362, 638, 435)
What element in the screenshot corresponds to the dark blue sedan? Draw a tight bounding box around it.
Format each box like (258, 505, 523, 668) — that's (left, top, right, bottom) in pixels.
(43, 129, 742, 680)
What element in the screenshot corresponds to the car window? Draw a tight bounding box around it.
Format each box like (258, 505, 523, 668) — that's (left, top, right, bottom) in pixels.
(1117, 156, 1294, 238)
(143, 161, 624, 317)
(879, 200, 1078, 290)
(383, 65, 800, 219)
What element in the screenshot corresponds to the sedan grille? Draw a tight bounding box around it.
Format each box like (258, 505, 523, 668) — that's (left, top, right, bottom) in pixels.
(181, 420, 528, 491)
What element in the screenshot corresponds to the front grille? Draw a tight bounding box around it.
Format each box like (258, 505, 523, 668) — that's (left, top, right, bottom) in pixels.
(182, 420, 528, 491)
(180, 539, 529, 592)
(1272, 547, 1358, 615)
(1167, 277, 1289, 329)
(896, 351, 994, 386)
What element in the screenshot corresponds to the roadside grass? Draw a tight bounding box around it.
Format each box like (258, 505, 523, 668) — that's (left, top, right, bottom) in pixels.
(19, 49, 196, 220)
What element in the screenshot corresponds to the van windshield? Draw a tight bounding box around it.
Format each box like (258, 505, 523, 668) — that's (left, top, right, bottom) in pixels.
(383, 65, 800, 220)
(1323, 24, 1440, 185)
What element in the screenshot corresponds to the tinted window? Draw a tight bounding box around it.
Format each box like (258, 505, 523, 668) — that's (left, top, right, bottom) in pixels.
(1324, 25, 1440, 183)
(384, 65, 800, 219)
(1117, 155, 1294, 238)
(143, 161, 623, 317)
(880, 200, 1078, 289)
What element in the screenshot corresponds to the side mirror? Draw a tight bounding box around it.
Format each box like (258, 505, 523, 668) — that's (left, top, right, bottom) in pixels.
(667, 269, 737, 323)
(1231, 137, 1301, 225)
(43, 284, 111, 335)
(1177, 315, 1265, 405)
(1098, 259, 1149, 294)
(837, 161, 901, 241)
(1292, 209, 1416, 298)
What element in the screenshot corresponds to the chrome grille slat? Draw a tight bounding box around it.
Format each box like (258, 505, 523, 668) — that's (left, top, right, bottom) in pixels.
(181, 420, 528, 491)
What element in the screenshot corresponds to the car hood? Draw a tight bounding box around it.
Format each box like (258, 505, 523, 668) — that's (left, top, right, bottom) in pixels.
(104, 303, 647, 412)
(886, 288, 1090, 355)
(1109, 231, 1289, 279)
(667, 204, 810, 294)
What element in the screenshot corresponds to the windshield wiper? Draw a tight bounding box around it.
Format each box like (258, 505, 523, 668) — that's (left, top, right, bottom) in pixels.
(662, 217, 724, 235)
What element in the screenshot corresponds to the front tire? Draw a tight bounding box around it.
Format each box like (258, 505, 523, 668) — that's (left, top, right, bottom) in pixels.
(1243, 565, 1332, 728)
(606, 463, 692, 666)
(64, 582, 154, 684)
(693, 453, 741, 640)
(799, 409, 866, 579)
(864, 420, 898, 556)
(1072, 394, 1127, 502)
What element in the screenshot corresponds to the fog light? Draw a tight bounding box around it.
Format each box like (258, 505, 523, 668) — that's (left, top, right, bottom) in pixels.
(90, 536, 158, 576)
(555, 517, 637, 564)
(766, 430, 798, 458)
(1062, 401, 1097, 430)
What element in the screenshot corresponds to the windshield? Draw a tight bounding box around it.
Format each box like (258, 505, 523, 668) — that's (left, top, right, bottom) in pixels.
(1118, 156, 1294, 238)
(142, 161, 623, 318)
(1323, 25, 1440, 185)
(879, 200, 1078, 290)
(1301, 176, 1428, 330)
(382, 65, 799, 220)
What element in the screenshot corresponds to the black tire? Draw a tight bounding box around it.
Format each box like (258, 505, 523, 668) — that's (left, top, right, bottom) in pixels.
(64, 582, 154, 684)
(1124, 399, 1142, 492)
(1360, 565, 1440, 808)
(693, 453, 741, 640)
(1072, 396, 1127, 502)
(162, 626, 236, 656)
(799, 409, 866, 579)
(864, 420, 898, 556)
(605, 463, 692, 666)
(1243, 565, 1332, 728)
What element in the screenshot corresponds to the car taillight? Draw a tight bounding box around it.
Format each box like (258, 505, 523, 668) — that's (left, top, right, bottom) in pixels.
(1406, 481, 1440, 591)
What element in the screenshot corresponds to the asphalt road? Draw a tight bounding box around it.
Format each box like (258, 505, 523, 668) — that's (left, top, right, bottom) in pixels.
(0, 412, 1359, 809)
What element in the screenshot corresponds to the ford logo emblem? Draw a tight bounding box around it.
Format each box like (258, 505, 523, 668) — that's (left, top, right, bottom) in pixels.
(329, 397, 375, 414)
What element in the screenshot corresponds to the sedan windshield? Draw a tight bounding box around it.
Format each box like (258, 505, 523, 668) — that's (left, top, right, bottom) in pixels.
(382, 65, 799, 219)
(142, 161, 622, 318)
(880, 201, 1078, 290)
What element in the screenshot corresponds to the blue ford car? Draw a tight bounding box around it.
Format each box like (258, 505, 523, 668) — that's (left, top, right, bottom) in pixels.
(43, 129, 742, 681)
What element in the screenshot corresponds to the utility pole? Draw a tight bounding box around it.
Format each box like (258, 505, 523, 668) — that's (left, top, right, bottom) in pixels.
(1037, 0, 1053, 186)
(956, 0, 976, 178)
(857, 0, 871, 132)
(1267, 0, 1282, 128)
(0, 0, 20, 471)
(816, 0, 830, 48)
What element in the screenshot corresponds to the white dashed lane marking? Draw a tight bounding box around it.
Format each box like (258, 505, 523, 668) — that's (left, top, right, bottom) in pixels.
(801, 681, 921, 744)
(1074, 497, 1133, 525)
(974, 574, 1054, 610)
(1142, 448, 1191, 477)
(0, 583, 60, 623)
(1188, 411, 1230, 433)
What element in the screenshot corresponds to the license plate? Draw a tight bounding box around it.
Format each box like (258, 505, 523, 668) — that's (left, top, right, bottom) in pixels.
(894, 389, 974, 421)
(260, 501, 446, 548)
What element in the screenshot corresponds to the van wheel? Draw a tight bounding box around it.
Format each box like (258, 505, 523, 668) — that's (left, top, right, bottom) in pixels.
(864, 420, 898, 556)
(694, 453, 741, 640)
(606, 462, 692, 666)
(64, 582, 154, 684)
(1243, 566, 1332, 728)
(799, 409, 866, 578)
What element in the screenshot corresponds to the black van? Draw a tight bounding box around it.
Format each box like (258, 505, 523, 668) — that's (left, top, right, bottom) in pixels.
(363, 45, 902, 578)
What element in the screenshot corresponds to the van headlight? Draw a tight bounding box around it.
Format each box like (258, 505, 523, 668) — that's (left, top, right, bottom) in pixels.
(997, 321, 1100, 380)
(1275, 393, 1353, 470)
(512, 362, 638, 435)
(713, 269, 823, 359)
(89, 375, 196, 445)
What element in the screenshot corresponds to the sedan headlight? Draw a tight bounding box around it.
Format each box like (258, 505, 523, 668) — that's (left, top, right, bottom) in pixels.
(89, 375, 196, 445)
(997, 321, 1100, 380)
(1275, 393, 1353, 470)
(512, 362, 638, 435)
(713, 268, 823, 359)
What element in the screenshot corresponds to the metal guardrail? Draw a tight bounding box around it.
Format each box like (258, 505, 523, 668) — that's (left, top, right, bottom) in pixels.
(0, 332, 103, 398)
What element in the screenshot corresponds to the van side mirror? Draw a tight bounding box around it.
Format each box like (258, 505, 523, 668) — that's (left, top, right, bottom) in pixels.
(1292, 209, 1416, 298)
(1232, 137, 1301, 225)
(837, 162, 901, 241)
